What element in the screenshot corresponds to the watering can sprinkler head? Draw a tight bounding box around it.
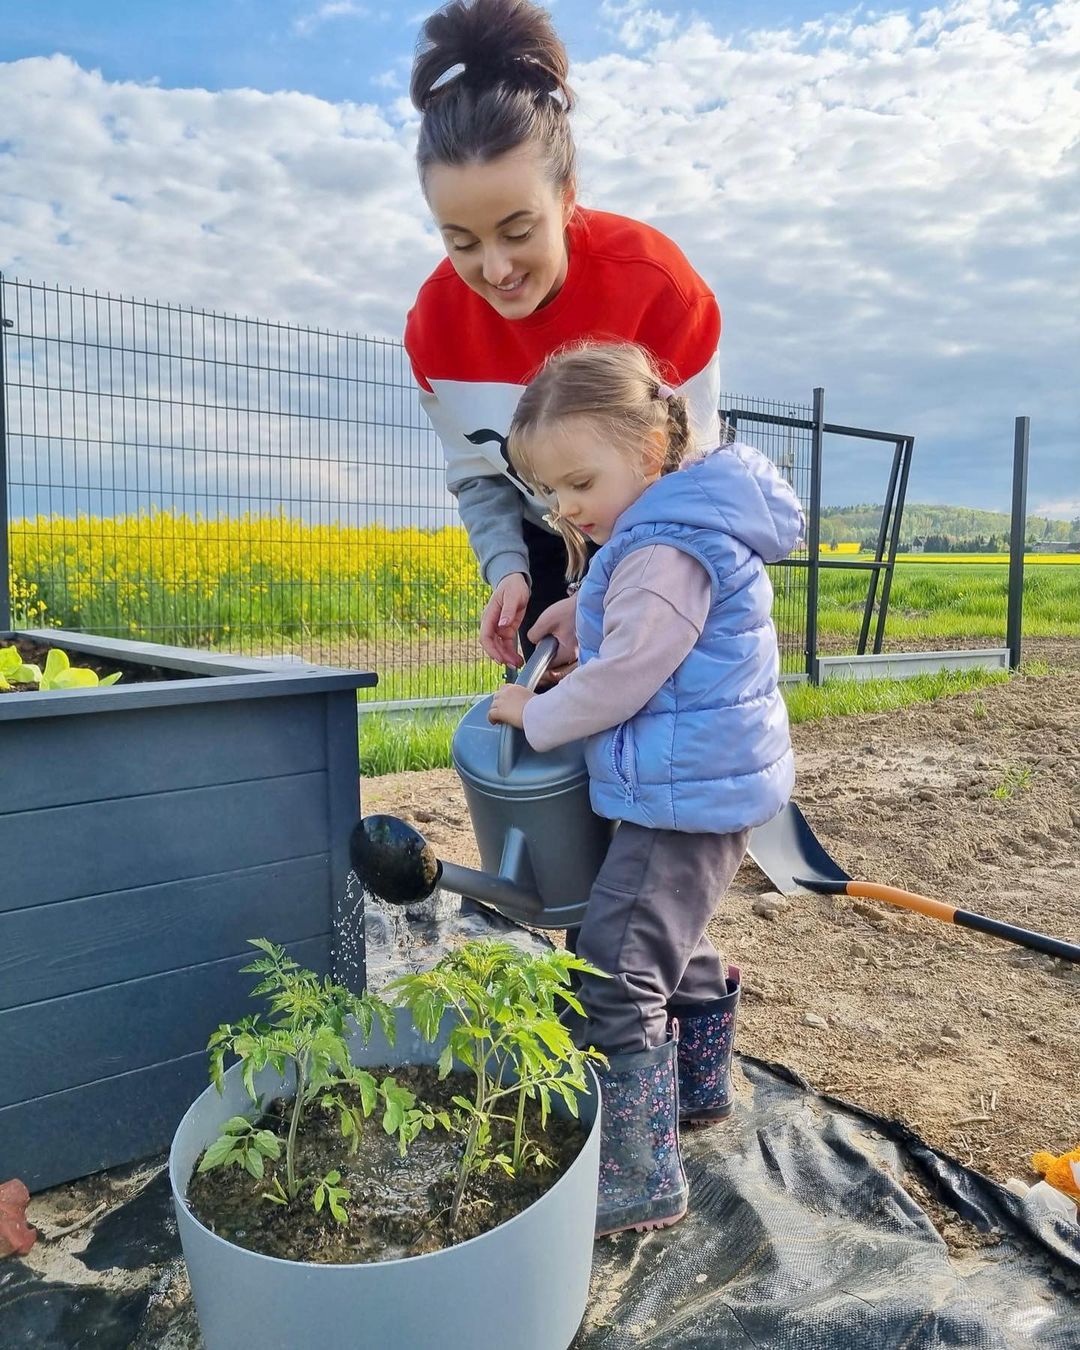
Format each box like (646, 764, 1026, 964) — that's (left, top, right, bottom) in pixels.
(351, 812, 554, 924)
(349, 815, 441, 905)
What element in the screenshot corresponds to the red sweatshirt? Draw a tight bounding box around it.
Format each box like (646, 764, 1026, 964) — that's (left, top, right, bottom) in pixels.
(404, 207, 721, 586)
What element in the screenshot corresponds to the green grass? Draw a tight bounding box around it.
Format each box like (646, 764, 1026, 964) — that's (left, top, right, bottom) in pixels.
(782, 667, 1009, 722)
(989, 763, 1036, 801)
(358, 660, 499, 704)
(359, 709, 463, 776)
(358, 667, 1013, 776)
(816, 563, 1080, 641)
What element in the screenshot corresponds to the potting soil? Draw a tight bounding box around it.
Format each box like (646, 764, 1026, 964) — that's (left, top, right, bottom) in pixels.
(5, 1054, 1078, 1349)
(183, 1062, 587, 1262)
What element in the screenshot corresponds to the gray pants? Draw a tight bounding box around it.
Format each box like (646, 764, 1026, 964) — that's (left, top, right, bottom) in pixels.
(573, 823, 750, 1055)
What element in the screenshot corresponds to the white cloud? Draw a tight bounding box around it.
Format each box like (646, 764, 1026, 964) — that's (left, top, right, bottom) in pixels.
(1031, 499, 1080, 521)
(294, 2, 371, 37)
(600, 0, 677, 50)
(0, 0, 1077, 511)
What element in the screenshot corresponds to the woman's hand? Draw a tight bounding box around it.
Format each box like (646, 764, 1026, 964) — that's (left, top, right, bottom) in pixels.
(488, 684, 534, 729)
(479, 573, 531, 667)
(527, 594, 580, 677)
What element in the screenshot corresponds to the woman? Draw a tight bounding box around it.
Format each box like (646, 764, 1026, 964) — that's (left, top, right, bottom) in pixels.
(404, 0, 722, 668)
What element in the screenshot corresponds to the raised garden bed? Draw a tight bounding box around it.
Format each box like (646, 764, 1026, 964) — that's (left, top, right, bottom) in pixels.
(0, 628, 374, 1193)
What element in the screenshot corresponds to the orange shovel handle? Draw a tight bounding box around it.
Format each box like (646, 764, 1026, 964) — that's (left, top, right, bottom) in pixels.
(846, 882, 957, 924)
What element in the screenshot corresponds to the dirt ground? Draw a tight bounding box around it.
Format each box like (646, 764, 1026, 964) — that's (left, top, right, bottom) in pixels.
(362, 638, 1080, 1192)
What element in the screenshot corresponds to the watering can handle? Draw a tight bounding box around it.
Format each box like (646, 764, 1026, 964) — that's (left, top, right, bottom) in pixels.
(496, 635, 560, 778)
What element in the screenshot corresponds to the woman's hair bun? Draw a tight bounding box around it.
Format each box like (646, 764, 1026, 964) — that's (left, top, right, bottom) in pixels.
(411, 0, 571, 112)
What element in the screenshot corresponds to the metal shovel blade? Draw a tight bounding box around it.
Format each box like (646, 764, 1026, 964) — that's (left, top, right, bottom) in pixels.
(748, 802, 1080, 964)
(748, 801, 852, 897)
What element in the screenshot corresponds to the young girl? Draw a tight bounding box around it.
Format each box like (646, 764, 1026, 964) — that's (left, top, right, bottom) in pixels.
(405, 0, 722, 668)
(489, 342, 804, 1238)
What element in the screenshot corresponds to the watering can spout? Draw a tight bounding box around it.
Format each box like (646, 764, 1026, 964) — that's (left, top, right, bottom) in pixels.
(350, 815, 544, 921)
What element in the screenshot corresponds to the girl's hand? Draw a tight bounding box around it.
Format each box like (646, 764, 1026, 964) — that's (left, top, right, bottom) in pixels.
(480, 573, 530, 667)
(527, 594, 580, 681)
(488, 684, 534, 729)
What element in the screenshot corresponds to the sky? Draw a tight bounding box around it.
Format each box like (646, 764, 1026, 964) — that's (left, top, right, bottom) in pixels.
(1, 0, 1078, 517)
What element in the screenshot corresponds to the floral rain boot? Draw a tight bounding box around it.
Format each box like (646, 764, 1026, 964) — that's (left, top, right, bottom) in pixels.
(594, 1033, 689, 1237)
(669, 966, 741, 1127)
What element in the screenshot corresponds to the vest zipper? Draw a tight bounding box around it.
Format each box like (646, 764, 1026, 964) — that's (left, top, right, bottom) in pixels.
(611, 723, 637, 804)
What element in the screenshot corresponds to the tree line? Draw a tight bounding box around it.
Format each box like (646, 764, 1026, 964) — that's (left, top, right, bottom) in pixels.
(820, 505, 1080, 552)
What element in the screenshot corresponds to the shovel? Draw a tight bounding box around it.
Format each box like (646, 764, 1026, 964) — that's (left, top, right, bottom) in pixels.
(748, 802, 1080, 964)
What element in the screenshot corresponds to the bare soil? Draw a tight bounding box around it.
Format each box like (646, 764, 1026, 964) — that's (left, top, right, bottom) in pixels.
(184, 1063, 584, 1264)
(361, 648, 1080, 1192)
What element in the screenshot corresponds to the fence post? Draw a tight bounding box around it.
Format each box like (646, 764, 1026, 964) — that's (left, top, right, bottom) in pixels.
(0, 275, 11, 633)
(805, 387, 824, 683)
(1006, 416, 1030, 670)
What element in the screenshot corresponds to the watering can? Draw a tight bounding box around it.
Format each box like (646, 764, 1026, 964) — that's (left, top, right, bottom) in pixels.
(351, 637, 616, 928)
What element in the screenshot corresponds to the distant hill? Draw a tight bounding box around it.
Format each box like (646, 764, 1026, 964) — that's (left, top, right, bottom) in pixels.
(820, 504, 1080, 552)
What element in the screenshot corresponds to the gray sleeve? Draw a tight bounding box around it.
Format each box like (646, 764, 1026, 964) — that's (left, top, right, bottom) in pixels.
(449, 474, 531, 588)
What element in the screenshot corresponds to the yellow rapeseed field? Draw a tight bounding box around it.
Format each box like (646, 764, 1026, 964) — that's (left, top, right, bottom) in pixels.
(9, 511, 486, 640)
(9, 514, 1078, 649)
(891, 552, 1080, 565)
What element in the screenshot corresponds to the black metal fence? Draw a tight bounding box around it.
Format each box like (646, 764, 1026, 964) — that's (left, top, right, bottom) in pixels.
(1, 275, 817, 701)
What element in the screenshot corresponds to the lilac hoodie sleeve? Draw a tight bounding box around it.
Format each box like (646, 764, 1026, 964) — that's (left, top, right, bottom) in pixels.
(521, 545, 712, 753)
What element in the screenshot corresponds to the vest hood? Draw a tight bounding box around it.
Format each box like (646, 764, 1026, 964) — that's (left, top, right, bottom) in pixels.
(615, 443, 804, 565)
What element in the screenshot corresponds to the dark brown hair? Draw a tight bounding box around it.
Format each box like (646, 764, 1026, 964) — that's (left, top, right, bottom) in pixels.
(411, 0, 576, 193)
(508, 342, 696, 578)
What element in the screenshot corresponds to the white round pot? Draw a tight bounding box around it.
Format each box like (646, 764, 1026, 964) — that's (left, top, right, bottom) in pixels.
(170, 1008, 600, 1350)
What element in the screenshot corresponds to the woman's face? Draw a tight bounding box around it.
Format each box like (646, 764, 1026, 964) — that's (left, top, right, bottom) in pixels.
(425, 144, 575, 319)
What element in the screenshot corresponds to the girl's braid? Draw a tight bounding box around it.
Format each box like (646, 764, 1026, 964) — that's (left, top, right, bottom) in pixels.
(661, 393, 692, 475)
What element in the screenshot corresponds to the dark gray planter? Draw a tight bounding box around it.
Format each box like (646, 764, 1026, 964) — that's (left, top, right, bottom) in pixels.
(171, 1008, 600, 1350)
(0, 628, 374, 1192)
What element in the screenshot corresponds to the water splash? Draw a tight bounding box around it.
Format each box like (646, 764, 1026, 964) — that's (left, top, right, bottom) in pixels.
(332, 868, 367, 994)
(338, 870, 554, 993)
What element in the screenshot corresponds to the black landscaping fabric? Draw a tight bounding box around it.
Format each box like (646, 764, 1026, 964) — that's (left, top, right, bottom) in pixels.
(583, 1058, 1080, 1348)
(2, 1056, 1077, 1350)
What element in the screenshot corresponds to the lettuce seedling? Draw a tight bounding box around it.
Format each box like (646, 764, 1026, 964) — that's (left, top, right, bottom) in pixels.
(0, 643, 122, 691)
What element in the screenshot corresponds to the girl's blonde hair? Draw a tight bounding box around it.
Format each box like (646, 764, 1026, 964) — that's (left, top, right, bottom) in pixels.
(508, 341, 696, 578)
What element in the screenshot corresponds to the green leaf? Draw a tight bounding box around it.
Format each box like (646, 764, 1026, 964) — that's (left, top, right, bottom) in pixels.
(99, 671, 123, 686)
(254, 1131, 281, 1159)
(437, 1043, 454, 1080)
(557, 1081, 581, 1117)
(198, 1134, 239, 1172)
(241, 1059, 258, 1103)
(329, 1190, 350, 1224)
(43, 648, 70, 683)
(313, 1185, 325, 1213)
(244, 1149, 265, 1179)
(208, 1046, 227, 1093)
(223, 1115, 253, 1135)
(263, 1177, 289, 1205)
(50, 668, 98, 689)
(356, 1071, 377, 1117)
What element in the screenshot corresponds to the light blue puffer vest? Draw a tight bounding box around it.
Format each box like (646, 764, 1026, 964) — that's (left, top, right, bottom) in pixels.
(576, 442, 804, 834)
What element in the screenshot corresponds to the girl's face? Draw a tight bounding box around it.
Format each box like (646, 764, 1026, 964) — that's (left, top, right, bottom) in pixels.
(529, 417, 665, 546)
(425, 144, 575, 318)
